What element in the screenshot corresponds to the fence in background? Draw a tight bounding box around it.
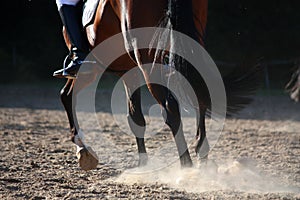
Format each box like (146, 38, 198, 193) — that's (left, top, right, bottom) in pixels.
(215, 59, 297, 90)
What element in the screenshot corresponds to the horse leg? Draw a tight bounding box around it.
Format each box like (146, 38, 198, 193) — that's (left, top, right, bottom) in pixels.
(60, 79, 77, 141)
(195, 108, 210, 160)
(123, 78, 147, 166)
(60, 79, 98, 170)
(149, 84, 193, 167)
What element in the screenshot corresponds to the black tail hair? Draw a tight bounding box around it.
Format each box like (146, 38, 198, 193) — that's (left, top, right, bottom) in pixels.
(166, 0, 261, 114)
(168, 0, 199, 41)
(168, 0, 199, 77)
(223, 61, 263, 115)
(285, 64, 300, 102)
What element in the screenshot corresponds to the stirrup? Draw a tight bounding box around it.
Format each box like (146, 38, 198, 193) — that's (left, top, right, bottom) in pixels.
(62, 60, 97, 79)
(53, 55, 72, 78)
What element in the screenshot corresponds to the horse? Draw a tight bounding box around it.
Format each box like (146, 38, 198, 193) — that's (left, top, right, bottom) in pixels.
(57, 0, 260, 171)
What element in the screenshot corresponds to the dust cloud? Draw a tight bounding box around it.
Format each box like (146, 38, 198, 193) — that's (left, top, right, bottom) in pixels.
(115, 158, 299, 194)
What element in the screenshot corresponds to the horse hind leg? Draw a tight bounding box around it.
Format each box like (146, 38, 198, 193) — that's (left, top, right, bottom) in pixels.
(123, 79, 148, 166)
(60, 79, 98, 170)
(149, 84, 193, 167)
(194, 108, 218, 172)
(195, 108, 210, 160)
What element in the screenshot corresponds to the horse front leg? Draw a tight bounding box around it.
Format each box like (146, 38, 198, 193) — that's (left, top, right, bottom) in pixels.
(60, 79, 98, 170)
(60, 79, 77, 142)
(123, 77, 147, 166)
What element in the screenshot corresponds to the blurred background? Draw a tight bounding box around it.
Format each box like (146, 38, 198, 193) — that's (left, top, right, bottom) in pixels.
(0, 0, 300, 90)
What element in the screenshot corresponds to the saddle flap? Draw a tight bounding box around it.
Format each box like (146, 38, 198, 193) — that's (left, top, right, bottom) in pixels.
(82, 0, 100, 28)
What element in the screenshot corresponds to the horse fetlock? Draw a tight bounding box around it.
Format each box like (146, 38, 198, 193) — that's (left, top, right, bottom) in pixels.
(196, 136, 210, 160)
(74, 134, 84, 147)
(138, 153, 148, 166)
(180, 151, 193, 168)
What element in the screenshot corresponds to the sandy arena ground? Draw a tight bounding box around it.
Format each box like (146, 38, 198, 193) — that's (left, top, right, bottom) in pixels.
(0, 85, 299, 199)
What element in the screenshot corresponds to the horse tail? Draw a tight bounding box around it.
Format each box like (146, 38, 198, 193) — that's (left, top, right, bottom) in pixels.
(166, 0, 261, 115)
(168, 0, 199, 41)
(167, 0, 200, 75)
(167, 0, 214, 112)
(222, 62, 262, 115)
(285, 65, 300, 102)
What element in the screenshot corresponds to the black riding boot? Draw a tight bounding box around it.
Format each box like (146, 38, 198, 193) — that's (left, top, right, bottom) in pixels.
(53, 4, 91, 78)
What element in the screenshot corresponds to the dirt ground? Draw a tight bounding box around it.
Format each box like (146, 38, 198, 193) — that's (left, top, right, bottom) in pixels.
(0, 85, 299, 199)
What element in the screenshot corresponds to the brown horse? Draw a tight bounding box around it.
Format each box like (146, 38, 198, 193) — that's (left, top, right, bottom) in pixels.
(58, 0, 260, 170)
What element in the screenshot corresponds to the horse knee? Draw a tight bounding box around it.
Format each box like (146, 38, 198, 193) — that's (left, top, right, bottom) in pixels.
(60, 86, 70, 103)
(60, 80, 73, 103)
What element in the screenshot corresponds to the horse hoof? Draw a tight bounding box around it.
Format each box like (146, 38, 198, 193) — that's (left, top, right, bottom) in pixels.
(76, 146, 99, 171)
(180, 153, 193, 168)
(197, 159, 218, 174)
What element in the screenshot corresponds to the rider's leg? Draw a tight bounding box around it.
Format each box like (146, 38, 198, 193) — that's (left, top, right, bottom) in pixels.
(54, 0, 91, 78)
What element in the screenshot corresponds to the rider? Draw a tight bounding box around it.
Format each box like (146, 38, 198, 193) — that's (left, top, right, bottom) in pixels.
(54, 0, 91, 78)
